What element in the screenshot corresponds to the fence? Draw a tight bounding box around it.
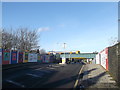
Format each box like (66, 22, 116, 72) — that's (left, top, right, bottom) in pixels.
(11, 51, 18, 64)
(2, 49, 57, 65)
(24, 52, 28, 63)
(18, 52, 23, 63)
(28, 53, 37, 62)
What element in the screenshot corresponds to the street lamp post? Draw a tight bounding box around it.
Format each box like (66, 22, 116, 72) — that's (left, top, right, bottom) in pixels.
(63, 43, 66, 59)
(69, 52, 71, 61)
(58, 42, 66, 64)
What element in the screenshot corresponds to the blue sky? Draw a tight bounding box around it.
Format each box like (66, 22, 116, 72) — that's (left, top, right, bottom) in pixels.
(2, 2, 118, 52)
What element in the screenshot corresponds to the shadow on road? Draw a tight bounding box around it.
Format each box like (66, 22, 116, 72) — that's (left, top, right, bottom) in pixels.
(3, 63, 83, 89)
(40, 74, 78, 88)
(82, 68, 98, 76)
(78, 66, 119, 90)
(2, 65, 59, 88)
(81, 72, 106, 86)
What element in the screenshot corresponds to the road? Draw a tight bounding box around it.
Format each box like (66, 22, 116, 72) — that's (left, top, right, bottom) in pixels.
(2, 63, 83, 89)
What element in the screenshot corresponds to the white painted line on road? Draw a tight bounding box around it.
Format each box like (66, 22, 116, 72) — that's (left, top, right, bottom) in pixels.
(26, 73, 40, 77)
(48, 65, 61, 67)
(74, 80, 79, 87)
(48, 65, 52, 67)
(6, 79, 25, 88)
(74, 65, 84, 88)
(35, 68, 42, 70)
(52, 65, 61, 67)
(49, 67, 56, 69)
(46, 67, 56, 69)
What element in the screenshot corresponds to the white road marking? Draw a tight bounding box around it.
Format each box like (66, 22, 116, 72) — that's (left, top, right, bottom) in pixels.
(49, 67, 56, 69)
(46, 67, 55, 69)
(26, 73, 40, 77)
(52, 65, 60, 67)
(35, 68, 42, 70)
(74, 65, 84, 88)
(48, 65, 52, 67)
(6, 79, 25, 88)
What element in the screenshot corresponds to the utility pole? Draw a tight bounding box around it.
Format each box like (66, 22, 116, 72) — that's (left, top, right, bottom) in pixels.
(59, 42, 66, 64)
(69, 51, 72, 61)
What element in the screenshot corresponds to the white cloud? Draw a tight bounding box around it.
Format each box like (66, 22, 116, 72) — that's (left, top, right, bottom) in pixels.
(37, 27, 50, 32)
(58, 24, 65, 28)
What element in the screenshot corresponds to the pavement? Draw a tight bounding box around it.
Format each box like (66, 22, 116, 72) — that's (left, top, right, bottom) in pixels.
(80, 64, 120, 90)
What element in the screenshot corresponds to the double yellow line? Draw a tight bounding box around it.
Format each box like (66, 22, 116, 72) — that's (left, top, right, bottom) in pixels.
(74, 65, 84, 88)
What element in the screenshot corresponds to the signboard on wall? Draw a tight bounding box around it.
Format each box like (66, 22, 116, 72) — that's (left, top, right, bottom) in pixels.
(45, 55, 49, 63)
(101, 52, 106, 69)
(2, 50, 10, 64)
(100, 48, 108, 70)
(96, 54, 100, 64)
(28, 53, 37, 62)
(37, 54, 41, 62)
(24, 52, 28, 62)
(42, 55, 45, 63)
(11, 51, 17, 64)
(18, 52, 23, 63)
(4, 52, 10, 61)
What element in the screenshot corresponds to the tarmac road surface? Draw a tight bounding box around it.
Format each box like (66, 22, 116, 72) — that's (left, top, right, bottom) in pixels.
(2, 63, 83, 89)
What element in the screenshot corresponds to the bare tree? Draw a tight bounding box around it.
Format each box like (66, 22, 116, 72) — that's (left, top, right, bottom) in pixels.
(18, 28, 39, 51)
(40, 49, 46, 54)
(2, 27, 40, 51)
(108, 37, 118, 46)
(2, 28, 13, 49)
